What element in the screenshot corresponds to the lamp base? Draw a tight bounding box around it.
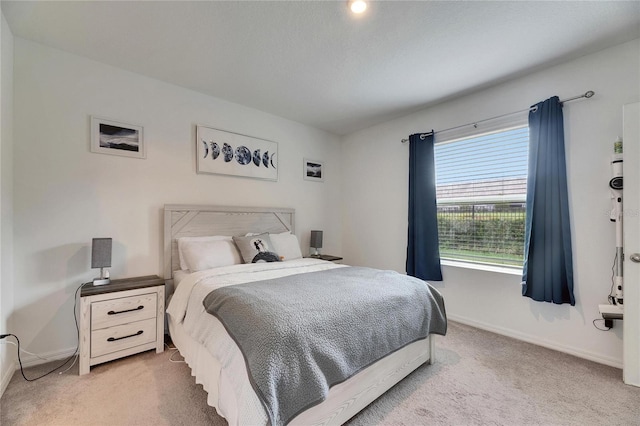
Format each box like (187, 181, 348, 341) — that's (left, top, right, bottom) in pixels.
(93, 277, 111, 286)
(93, 267, 110, 286)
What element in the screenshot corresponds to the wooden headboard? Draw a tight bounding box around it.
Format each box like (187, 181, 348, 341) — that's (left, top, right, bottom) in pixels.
(163, 204, 295, 280)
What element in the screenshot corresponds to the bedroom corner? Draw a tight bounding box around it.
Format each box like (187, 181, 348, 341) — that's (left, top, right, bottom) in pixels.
(341, 38, 640, 369)
(0, 8, 15, 399)
(7, 35, 343, 372)
(0, 1, 639, 424)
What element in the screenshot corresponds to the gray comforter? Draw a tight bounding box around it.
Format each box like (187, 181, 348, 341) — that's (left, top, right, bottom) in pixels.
(203, 266, 447, 425)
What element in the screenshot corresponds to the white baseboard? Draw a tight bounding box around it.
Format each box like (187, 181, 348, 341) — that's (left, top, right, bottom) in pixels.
(1, 360, 15, 398)
(20, 346, 77, 368)
(448, 314, 623, 369)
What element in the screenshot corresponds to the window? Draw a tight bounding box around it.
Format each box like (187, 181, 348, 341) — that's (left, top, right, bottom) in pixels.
(434, 126, 528, 268)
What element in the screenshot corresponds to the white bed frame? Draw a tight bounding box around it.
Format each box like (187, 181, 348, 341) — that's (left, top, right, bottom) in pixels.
(163, 204, 435, 425)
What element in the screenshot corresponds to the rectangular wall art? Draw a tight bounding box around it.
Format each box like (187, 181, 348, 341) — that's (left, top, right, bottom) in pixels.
(196, 126, 278, 181)
(303, 158, 324, 182)
(91, 116, 145, 159)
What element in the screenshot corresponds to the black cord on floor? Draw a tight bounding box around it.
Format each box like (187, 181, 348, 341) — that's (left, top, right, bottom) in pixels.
(3, 281, 90, 381)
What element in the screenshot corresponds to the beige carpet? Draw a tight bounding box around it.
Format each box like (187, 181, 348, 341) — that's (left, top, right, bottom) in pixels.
(1, 322, 639, 425)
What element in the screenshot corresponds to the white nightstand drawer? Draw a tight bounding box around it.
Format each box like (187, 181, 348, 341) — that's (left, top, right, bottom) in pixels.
(91, 293, 157, 330)
(80, 277, 165, 375)
(91, 317, 156, 358)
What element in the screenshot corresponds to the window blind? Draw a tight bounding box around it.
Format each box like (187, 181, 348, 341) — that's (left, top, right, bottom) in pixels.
(434, 126, 529, 267)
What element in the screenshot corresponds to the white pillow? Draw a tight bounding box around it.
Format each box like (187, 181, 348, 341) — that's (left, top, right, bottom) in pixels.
(232, 233, 281, 263)
(270, 231, 303, 261)
(177, 236, 240, 271)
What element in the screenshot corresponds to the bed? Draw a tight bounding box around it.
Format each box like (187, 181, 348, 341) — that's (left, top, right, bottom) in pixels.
(163, 204, 446, 425)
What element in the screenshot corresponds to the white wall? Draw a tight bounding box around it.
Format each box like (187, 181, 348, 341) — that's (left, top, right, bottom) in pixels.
(12, 38, 342, 359)
(341, 39, 640, 367)
(0, 10, 15, 395)
(7, 30, 639, 373)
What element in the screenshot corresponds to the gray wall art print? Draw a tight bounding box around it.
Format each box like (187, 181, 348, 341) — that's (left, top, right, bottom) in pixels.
(91, 116, 145, 159)
(196, 125, 278, 181)
(304, 158, 324, 182)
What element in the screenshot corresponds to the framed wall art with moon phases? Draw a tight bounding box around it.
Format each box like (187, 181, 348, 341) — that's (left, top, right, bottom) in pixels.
(91, 116, 145, 159)
(196, 125, 278, 181)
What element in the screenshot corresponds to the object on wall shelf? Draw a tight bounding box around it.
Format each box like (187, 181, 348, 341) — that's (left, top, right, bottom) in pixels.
(609, 139, 624, 306)
(310, 230, 323, 256)
(304, 158, 324, 182)
(91, 116, 145, 159)
(91, 238, 112, 286)
(196, 125, 278, 181)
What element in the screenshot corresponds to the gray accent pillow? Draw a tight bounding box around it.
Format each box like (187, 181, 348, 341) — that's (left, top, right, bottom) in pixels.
(232, 233, 281, 263)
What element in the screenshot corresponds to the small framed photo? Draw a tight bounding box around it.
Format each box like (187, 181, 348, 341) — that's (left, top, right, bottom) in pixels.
(304, 158, 324, 182)
(91, 116, 145, 159)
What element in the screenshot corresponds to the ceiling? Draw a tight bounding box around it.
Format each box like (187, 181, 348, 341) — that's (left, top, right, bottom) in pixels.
(2, 1, 639, 136)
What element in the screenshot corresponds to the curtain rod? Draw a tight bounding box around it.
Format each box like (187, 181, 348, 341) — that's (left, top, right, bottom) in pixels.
(400, 90, 595, 144)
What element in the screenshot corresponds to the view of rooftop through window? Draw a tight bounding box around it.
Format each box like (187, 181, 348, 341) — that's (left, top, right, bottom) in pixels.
(434, 127, 529, 267)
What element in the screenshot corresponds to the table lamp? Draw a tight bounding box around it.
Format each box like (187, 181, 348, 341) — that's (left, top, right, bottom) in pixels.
(310, 230, 323, 256)
(91, 238, 112, 285)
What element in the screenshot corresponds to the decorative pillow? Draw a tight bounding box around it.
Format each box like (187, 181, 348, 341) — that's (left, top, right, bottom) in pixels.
(177, 236, 240, 271)
(232, 233, 281, 263)
(269, 231, 303, 261)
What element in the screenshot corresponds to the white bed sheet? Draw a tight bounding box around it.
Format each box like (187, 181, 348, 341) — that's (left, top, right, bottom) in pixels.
(167, 259, 347, 424)
(172, 269, 190, 288)
(167, 259, 433, 425)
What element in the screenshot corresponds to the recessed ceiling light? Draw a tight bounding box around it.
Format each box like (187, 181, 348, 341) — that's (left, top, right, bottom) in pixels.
(349, 0, 367, 14)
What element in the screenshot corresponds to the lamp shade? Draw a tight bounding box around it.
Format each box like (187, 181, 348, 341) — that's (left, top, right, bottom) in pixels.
(310, 230, 323, 249)
(91, 238, 112, 268)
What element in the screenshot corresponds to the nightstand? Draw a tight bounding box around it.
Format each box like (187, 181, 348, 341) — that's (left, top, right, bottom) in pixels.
(79, 275, 165, 375)
(308, 254, 343, 262)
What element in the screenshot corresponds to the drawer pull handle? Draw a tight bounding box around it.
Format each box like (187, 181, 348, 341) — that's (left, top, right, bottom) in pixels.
(107, 305, 144, 315)
(107, 330, 143, 342)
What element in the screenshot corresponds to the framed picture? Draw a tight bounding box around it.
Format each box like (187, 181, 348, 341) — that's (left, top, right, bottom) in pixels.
(196, 125, 278, 181)
(91, 116, 145, 159)
(304, 158, 324, 182)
